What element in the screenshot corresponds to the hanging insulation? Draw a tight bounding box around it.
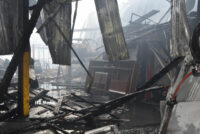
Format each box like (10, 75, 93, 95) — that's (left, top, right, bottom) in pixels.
(0, 0, 24, 55)
(38, 0, 72, 65)
(95, 0, 129, 61)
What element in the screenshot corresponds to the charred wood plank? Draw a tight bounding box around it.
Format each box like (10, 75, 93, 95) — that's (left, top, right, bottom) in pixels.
(30, 90, 49, 105)
(73, 85, 170, 122)
(39, 104, 55, 111)
(36, 109, 48, 115)
(71, 93, 96, 107)
(71, 93, 119, 119)
(31, 89, 57, 102)
(11, 86, 168, 132)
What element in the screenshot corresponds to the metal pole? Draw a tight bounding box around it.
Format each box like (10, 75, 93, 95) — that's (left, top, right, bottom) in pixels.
(18, 0, 30, 117)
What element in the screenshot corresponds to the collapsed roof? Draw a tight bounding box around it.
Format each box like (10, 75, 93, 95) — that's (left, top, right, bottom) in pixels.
(0, 0, 130, 65)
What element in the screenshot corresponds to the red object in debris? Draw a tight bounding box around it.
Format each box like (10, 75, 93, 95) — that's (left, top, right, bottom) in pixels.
(172, 68, 200, 101)
(145, 92, 152, 100)
(145, 59, 153, 100)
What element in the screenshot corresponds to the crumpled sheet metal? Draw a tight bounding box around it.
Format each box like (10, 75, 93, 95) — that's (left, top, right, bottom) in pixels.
(170, 0, 191, 58)
(38, 0, 72, 65)
(95, 0, 129, 61)
(167, 101, 200, 134)
(0, 0, 23, 55)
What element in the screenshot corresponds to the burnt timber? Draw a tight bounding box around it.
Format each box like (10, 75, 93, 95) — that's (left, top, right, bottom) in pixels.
(0, 0, 200, 134)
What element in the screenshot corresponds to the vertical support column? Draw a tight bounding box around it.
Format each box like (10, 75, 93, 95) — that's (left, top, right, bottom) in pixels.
(18, 0, 29, 117)
(18, 45, 30, 116)
(197, 0, 200, 20)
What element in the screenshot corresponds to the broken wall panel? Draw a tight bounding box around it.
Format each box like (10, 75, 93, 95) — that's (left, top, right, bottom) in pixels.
(170, 0, 191, 58)
(38, 0, 72, 65)
(0, 0, 24, 55)
(95, 0, 129, 61)
(84, 60, 137, 93)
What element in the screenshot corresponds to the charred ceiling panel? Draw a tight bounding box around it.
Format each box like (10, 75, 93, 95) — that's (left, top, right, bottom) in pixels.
(170, 0, 191, 58)
(95, 0, 129, 61)
(38, 0, 72, 65)
(0, 0, 23, 55)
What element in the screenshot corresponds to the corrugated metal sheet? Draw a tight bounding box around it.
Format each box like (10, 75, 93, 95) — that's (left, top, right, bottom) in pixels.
(38, 0, 72, 65)
(0, 0, 23, 55)
(170, 0, 191, 58)
(94, 0, 129, 61)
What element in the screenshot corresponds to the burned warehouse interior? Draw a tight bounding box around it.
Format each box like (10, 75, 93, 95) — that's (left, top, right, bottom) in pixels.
(0, 0, 200, 133)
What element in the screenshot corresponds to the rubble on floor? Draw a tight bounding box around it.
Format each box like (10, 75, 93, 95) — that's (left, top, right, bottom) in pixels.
(0, 82, 168, 134)
(0, 85, 127, 134)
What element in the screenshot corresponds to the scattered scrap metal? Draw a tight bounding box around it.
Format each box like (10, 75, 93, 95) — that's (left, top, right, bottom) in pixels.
(0, 55, 185, 133)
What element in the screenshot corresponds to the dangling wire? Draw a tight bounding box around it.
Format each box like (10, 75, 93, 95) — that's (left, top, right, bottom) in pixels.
(68, 0, 94, 92)
(171, 68, 200, 101)
(71, 0, 78, 40)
